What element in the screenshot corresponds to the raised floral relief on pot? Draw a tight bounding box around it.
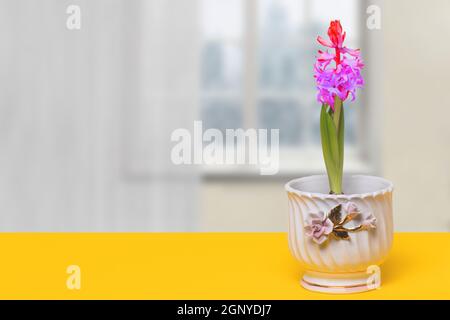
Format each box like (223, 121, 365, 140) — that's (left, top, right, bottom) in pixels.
(304, 202, 376, 244)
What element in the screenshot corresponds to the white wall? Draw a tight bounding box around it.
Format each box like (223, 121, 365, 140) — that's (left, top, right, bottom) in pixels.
(383, 0, 450, 231)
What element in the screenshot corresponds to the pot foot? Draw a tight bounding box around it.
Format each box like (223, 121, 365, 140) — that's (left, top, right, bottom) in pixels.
(301, 270, 379, 294)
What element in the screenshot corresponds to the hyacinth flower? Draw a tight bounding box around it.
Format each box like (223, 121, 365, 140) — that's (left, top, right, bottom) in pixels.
(314, 20, 364, 194)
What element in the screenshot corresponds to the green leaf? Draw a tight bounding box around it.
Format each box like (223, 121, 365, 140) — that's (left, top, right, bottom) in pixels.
(333, 95, 342, 130)
(337, 103, 345, 188)
(320, 104, 341, 193)
(320, 104, 334, 190)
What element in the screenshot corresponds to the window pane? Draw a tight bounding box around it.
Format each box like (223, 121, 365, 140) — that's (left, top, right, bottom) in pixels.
(202, 0, 243, 40)
(202, 98, 242, 133)
(258, 98, 302, 146)
(259, 0, 304, 90)
(201, 42, 242, 91)
(201, 0, 243, 132)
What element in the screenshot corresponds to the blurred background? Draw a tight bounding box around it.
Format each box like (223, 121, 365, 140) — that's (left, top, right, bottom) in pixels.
(0, 0, 448, 231)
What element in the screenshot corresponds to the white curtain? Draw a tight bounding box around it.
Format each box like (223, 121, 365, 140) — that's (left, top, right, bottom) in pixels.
(0, 0, 200, 231)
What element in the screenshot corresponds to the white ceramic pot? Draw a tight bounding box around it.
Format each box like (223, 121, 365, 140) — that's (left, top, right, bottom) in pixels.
(285, 175, 394, 294)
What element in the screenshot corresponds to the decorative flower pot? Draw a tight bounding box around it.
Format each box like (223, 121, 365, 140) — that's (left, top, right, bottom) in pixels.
(285, 175, 394, 294)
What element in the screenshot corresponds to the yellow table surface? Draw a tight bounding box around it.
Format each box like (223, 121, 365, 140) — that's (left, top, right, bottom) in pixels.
(0, 232, 449, 299)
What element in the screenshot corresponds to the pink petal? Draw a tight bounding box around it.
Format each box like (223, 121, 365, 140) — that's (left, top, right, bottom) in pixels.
(328, 102, 335, 112)
(323, 219, 334, 235)
(314, 228, 325, 238)
(317, 50, 335, 62)
(307, 212, 326, 225)
(314, 235, 327, 245)
(343, 201, 359, 214)
(342, 47, 360, 56)
(317, 36, 333, 48)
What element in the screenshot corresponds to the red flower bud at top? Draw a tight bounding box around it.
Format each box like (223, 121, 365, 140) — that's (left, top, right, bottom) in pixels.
(327, 20, 345, 48)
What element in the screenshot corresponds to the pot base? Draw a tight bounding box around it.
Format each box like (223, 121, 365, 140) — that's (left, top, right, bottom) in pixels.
(301, 270, 379, 294)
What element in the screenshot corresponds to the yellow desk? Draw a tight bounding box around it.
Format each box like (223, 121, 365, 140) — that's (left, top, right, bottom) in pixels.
(0, 233, 448, 299)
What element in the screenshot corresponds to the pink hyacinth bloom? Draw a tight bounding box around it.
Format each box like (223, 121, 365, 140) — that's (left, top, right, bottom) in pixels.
(304, 211, 334, 244)
(314, 20, 364, 110)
